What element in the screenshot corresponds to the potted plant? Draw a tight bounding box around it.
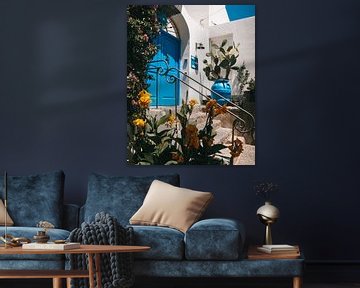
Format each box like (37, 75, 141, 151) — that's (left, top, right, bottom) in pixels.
(203, 39, 240, 105)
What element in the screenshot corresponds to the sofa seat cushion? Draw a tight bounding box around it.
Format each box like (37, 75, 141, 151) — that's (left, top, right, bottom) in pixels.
(0, 227, 70, 261)
(184, 218, 245, 260)
(84, 174, 180, 226)
(130, 225, 184, 260)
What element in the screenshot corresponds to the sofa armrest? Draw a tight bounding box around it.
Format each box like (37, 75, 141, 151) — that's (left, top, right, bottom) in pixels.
(184, 218, 245, 260)
(63, 204, 80, 231)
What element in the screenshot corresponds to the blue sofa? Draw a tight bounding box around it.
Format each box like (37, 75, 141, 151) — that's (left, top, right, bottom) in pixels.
(81, 173, 304, 283)
(0, 170, 79, 270)
(0, 171, 303, 287)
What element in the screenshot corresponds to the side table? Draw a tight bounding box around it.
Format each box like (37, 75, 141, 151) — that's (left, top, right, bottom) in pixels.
(247, 245, 304, 288)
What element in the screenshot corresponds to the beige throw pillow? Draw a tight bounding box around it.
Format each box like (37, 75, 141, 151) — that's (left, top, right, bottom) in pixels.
(130, 180, 213, 233)
(0, 199, 14, 226)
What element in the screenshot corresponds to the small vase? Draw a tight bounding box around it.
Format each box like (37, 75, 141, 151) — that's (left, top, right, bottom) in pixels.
(33, 230, 50, 243)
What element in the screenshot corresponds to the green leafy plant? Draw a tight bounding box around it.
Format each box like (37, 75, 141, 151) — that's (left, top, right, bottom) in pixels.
(173, 99, 233, 165)
(203, 39, 240, 81)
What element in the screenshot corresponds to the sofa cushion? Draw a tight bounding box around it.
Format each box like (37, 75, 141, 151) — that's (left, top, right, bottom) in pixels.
(185, 218, 245, 260)
(0, 227, 70, 261)
(84, 174, 180, 225)
(0, 199, 14, 226)
(130, 180, 213, 233)
(0, 171, 65, 227)
(130, 225, 184, 260)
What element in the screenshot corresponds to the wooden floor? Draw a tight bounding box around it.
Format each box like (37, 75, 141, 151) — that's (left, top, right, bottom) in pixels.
(1, 279, 360, 288)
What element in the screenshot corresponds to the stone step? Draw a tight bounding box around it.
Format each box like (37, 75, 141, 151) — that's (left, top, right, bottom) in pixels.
(214, 127, 233, 145)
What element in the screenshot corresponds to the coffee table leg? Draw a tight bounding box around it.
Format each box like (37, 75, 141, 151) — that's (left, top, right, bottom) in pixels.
(293, 276, 302, 288)
(95, 253, 102, 288)
(66, 277, 72, 288)
(52, 278, 62, 288)
(88, 253, 95, 288)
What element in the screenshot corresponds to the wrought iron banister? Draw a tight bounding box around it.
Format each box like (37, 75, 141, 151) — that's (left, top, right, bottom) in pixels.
(147, 60, 255, 164)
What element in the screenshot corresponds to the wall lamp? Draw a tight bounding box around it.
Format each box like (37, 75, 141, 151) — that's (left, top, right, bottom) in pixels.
(195, 42, 205, 50)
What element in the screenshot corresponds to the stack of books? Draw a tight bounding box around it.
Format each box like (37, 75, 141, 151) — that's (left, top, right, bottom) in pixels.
(257, 244, 299, 254)
(248, 244, 300, 259)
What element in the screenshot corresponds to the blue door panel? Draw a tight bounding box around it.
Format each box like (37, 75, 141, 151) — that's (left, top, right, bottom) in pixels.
(147, 31, 180, 107)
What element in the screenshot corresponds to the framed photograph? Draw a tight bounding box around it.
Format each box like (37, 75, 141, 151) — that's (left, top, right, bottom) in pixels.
(127, 5, 255, 165)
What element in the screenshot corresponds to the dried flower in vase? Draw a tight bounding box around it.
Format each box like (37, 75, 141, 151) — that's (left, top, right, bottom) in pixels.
(254, 181, 279, 202)
(37, 220, 55, 233)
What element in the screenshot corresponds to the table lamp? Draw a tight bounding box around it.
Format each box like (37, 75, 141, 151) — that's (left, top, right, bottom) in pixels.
(256, 201, 280, 245)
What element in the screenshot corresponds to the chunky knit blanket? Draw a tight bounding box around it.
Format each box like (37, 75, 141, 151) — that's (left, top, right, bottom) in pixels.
(68, 212, 134, 288)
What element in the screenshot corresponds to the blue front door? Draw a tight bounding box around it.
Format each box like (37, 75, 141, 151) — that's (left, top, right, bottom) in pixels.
(147, 31, 180, 107)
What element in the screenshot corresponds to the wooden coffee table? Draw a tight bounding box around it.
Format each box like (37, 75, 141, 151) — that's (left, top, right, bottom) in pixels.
(0, 244, 150, 288)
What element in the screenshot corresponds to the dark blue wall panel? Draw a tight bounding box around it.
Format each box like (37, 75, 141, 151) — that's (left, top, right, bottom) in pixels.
(0, 0, 359, 262)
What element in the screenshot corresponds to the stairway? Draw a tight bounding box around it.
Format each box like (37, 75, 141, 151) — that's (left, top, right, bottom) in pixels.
(190, 105, 255, 165)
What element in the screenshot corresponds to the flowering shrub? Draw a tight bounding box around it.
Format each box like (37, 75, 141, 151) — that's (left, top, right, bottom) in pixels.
(129, 95, 235, 165)
(174, 99, 229, 165)
(127, 5, 163, 121)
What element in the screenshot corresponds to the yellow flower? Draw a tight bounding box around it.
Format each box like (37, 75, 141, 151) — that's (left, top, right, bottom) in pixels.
(138, 89, 151, 108)
(133, 118, 146, 128)
(166, 114, 176, 126)
(189, 99, 198, 108)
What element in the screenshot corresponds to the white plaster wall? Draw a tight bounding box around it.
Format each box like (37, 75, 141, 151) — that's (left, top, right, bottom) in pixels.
(172, 5, 211, 103)
(207, 16, 255, 96)
(174, 6, 255, 103)
(209, 5, 229, 26)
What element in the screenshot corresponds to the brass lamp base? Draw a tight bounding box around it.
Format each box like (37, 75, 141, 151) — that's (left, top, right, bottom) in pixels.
(265, 223, 272, 245)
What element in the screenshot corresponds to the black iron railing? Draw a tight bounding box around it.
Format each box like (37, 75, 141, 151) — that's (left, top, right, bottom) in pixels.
(147, 60, 255, 164)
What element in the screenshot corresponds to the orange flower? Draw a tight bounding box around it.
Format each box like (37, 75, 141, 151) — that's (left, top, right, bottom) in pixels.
(203, 99, 218, 114)
(214, 105, 227, 115)
(184, 124, 200, 149)
(133, 118, 146, 128)
(189, 99, 198, 108)
(171, 152, 184, 163)
(228, 138, 243, 158)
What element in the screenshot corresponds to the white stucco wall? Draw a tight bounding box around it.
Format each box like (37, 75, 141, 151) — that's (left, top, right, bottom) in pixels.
(171, 5, 255, 103)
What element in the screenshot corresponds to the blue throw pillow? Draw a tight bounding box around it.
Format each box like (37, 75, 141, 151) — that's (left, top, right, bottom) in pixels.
(0, 170, 65, 227)
(84, 174, 180, 225)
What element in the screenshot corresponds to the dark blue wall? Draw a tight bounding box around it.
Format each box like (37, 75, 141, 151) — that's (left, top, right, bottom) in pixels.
(0, 0, 359, 262)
